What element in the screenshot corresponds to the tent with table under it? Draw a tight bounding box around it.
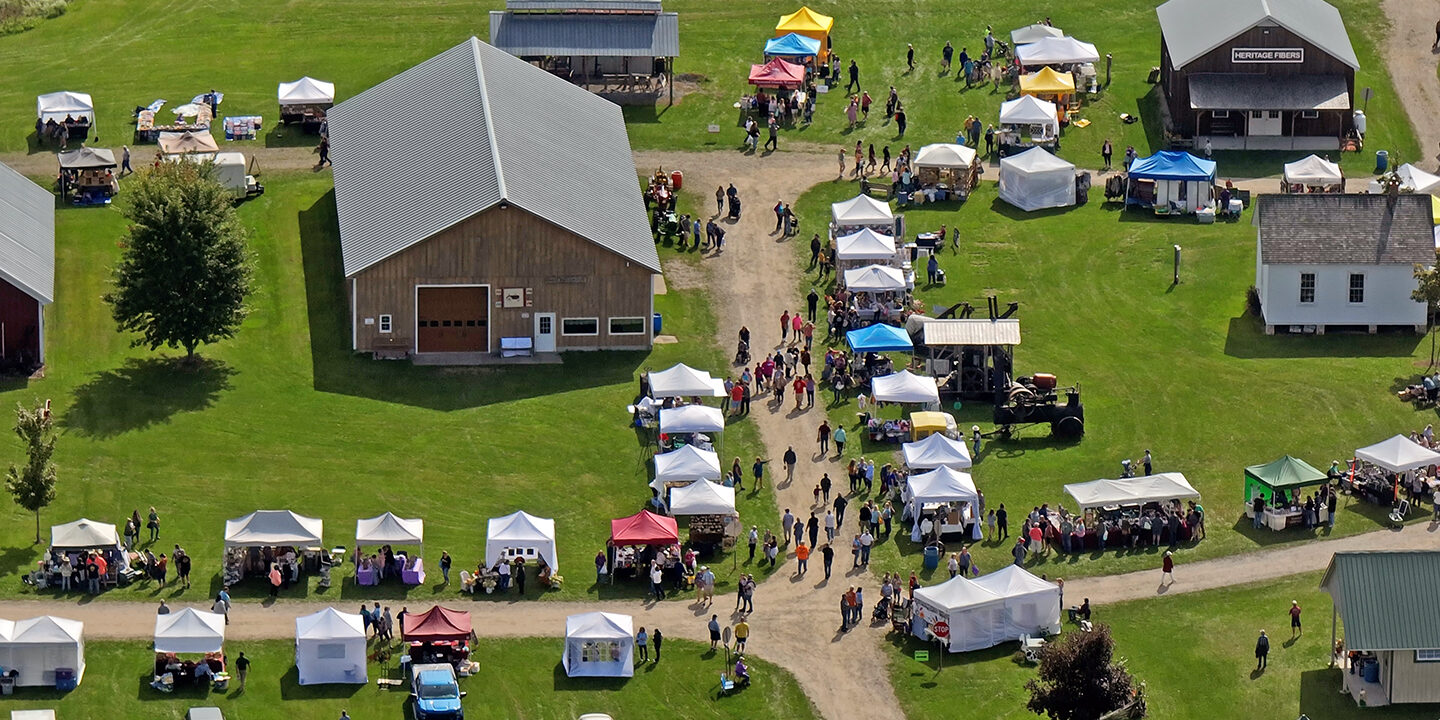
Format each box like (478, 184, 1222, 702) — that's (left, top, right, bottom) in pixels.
(293, 608, 366, 685)
(905, 465, 980, 540)
(872, 370, 941, 406)
(764, 33, 822, 66)
(664, 479, 737, 517)
(648, 363, 725, 398)
(485, 510, 559, 572)
(1244, 455, 1328, 504)
(277, 77, 335, 132)
(748, 58, 806, 90)
(902, 432, 972, 470)
(1282, 155, 1343, 192)
(912, 143, 980, 199)
(157, 130, 220, 157)
(563, 612, 634, 678)
(354, 512, 425, 585)
(154, 609, 225, 655)
(0, 616, 85, 688)
(843, 264, 908, 293)
(1064, 473, 1200, 510)
(911, 566, 1060, 653)
(835, 228, 898, 267)
(997, 95, 1060, 154)
(652, 444, 722, 484)
(774, 7, 833, 61)
(846, 323, 913, 353)
(1011, 24, 1063, 45)
(1016, 36, 1100, 67)
(832, 194, 896, 233)
(658, 404, 725, 434)
(1354, 435, 1440, 473)
(222, 510, 324, 587)
(1125, 151, 1216, 214)
(999, 147, 1076, 211)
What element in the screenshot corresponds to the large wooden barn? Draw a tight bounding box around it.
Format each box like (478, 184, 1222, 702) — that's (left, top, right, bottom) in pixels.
(1156, 0, 1359, 151)
(0, 161, 55, 372)
(328, 37, 660, 362)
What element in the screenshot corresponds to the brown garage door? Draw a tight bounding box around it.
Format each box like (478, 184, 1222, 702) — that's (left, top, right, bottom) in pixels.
(417, 286, 489, 353)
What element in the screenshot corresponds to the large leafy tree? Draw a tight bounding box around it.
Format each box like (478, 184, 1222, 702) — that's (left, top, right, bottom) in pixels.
(1026, 625, 1140, 720)
(6, 400, 56, 544)
(104, 161, 252, 360)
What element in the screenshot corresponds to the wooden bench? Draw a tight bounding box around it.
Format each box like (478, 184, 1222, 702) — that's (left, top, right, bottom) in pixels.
(500, 337, 534, 358)
(371, 336, 411, 360)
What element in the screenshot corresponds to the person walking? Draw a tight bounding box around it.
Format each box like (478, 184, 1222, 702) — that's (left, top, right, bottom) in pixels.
(783, 446, 797, 483)
(652, 628, 663, 661)
(1255, 630, 1270, 670)
(1289, 601, 1302, 638)
(236, 651, 251, 692)
(834, 426, 847, 456)
(636, 627, 649, 662)
(1160, 551, 1175, 587)
(820, 474, 832, 503)
(834, 493, 848, 527)
(795, 541, 810, 576)
(439, 551, 452, 584)
(942, 41, 954, 72)
(650, 562, 666, 601)
(894, 105, 907, 138)
(121, 145, 133, 176)
(824, 509, 836, 542)
(971, 426, 982, 458)
(765, 119, 779, 151)
(147, 507, 160, 542)
(781, 508, 795, 547)
(818, 420, 832, 454)
(1102, 139, 1113, 171)
(318, 137, 331, 167)
(734, 616, 750, 652)
(906, 43, 915, 70)
(218, 585, 232, 624)
(846, 60, 860, 93)
(708, 615, 721, 650)
(821, 543, 834, 579)
(176, 549, 192, 590)
(807, 512, 820, 549)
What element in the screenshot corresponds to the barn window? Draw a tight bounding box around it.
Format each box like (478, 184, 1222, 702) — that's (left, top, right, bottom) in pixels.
(1212, 110, 1229, 119)
(1299, 274, 1315, 304)
(1299, 110, 1319, 119)
(378, 315, 392, 333)
(609, 317, 647, 335)
(562, 318, 599, 336)
(1251, 110, 1263, 119)
(1268, 110, 1280, 119)
(1348, 274, 1365, 303)
(1417, 649, 1440, 662)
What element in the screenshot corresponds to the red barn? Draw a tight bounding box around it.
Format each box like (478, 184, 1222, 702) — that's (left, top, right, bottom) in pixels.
(0, 161, 54, 371)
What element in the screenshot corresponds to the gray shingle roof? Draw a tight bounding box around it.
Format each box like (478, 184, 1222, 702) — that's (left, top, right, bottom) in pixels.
(0, 161, 55, 304)
(1188, 73, 1349, 111)
(1321, 551, 1440, 651)
(328, 37, 661, 277)
(1256, 194, 1434, 265)
(1157, 0, 1360, 71)
(505, 0, 663, 12)
(489, 11, 679, 58)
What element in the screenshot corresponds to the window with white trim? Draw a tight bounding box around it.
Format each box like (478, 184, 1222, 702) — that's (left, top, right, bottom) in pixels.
(378, 314, 392, 333)
(1417, 649, 1440, 662)
(1268, 110, 1281, 119)
(562, 317, 599, 336)
(609, 317, 647, 335)
(1299, 110, 1319, 119)
(1348, 273, 1365, 303)
(1299, 273, 1315, 304)
(1212, 110, 1230, 119)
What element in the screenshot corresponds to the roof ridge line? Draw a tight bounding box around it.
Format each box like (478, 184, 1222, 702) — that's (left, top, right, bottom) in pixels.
(469, 37, 509, 202)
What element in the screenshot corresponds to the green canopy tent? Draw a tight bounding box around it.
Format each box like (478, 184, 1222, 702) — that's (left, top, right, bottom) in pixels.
(1243, 455, 1327, 504)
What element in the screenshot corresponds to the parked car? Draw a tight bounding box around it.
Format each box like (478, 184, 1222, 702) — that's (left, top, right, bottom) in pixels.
(410, 663, 465, 720)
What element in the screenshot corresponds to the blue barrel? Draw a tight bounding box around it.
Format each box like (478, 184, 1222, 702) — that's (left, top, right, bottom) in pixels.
(54, 667, 76, 691)
(1363, 660, 1379, 683)
(1375, 150, 1388, 173)
(652, 313, 662, 335)
(922, 545, 940, 570)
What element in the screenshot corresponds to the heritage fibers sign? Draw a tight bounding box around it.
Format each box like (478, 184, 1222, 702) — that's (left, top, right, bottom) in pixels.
(1232, 47, 1304, 63)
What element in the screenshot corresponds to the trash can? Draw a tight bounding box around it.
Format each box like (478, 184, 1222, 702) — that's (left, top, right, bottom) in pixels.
(922, 545, 940, 570)
(669, 170, 683, 191)
(652, 313, 663, 335)
(1375, 150, 1388, 173)
(55, 666, 76, 691)
(1, 673, 15, 695)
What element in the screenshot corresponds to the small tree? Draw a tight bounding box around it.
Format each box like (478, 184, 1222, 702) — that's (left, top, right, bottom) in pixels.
(1414, 261, 1440, 369)
(104, 161, 252, 361)
(6, 401, 56, 544)
(1026, 624, 1140, 720)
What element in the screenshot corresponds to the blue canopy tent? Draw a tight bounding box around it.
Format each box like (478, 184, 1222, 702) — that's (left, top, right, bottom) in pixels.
(1125, 151, 1217, 214)
(765, 33, 822, 65)
(847, 323, 914, 353)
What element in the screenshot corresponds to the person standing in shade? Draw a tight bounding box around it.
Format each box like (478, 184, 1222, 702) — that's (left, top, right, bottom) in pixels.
(1160, 551, 1175, 587)
(906, 43, 915, 70)
(318, 137, 331, 167)
(1255, 630, 1270, 670)
(235, 652, 250, 692)
(651, 628, 663, 661)
(635, 626, 649, 662)
(1289, 601, 1302, 639)
(708, 615, 721, 650)
(513, 556, 526, 595)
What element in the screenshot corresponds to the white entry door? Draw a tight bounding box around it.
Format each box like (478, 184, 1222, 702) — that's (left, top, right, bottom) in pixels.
(534, 313, 556, 353)
(1249, 109, 1282, 136)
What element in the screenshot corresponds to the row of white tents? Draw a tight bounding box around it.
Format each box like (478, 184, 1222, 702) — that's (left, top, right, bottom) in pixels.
(0, 616, 85, 687)
(912, 565, 1062, 652)
(35, 79, 335, 125)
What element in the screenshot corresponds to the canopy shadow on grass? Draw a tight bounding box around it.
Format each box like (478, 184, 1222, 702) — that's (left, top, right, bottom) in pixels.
(987, 196, 1079, 221)
(1224, 316, 1424, 359)
(296, 191, 645, 411)
(278, 666, 366, 700)
(62, 356, 236, 438)
(551, 662, 631, 691)
(264, 123, 321, 149)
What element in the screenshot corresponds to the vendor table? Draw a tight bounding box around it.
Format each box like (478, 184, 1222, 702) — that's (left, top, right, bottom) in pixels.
(1263, 508, 1301, 531)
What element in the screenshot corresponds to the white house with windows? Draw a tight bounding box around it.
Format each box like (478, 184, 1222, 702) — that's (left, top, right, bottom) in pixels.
(1254, 194, 1432, 335)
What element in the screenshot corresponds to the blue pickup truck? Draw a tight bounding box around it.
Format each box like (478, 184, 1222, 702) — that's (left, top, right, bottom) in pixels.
(410, 663, 466, 720)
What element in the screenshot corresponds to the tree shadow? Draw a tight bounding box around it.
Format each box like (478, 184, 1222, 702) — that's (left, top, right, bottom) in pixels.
(1223, 316, 1423, 359)
(62, 357, 236, 438)
(296, 191, 645, 411)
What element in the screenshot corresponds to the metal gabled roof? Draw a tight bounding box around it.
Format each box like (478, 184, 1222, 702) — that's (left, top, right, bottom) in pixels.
(488, 11, 678, 57)
(0, 161, 55, 304)
(1322, 551, 1440, 650)
(1157, 0, 1360, 71)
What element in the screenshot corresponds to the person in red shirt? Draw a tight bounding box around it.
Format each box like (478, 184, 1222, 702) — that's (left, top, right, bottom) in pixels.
(1289, 600, 1302, 638)
(729, 382, 743, 416)
(1160, 551, 1175, 587)
(792, 377, 806, 410)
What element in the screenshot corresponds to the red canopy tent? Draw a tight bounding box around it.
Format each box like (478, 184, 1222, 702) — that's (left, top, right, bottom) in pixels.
(748, 58, 806, 89)
(610, 510, 679, 546)
(402, 606, 472, 642)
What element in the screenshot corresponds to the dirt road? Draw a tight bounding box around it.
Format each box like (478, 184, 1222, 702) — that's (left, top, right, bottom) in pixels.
(1381, 0, 1440, 170)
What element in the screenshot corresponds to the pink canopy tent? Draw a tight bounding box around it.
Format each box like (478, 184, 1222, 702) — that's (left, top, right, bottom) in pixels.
(610, 510, 679, 546)
(748, 58, 806, 89)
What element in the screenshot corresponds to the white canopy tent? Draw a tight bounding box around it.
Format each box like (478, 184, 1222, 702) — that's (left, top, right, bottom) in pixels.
(843, 264, 907, 292)
(969, 566, 1062, 639)
(354, 512, 424, 547)
(871, 370, 941, 405)
(0, 616, 85, 687)
(648, 363, 725, 398)
(36, 91, 94, 123)
(154, 609, 226, 654)
(1016, 36, 1100, 66)
(910, 575, 1006, 652)
(835, 228, 898, 262)
(832, 194, 895, 228)
(659, 404, 725, 434)
(901, 432, 972, 470)
(485, 511, 559, 571)
(1063, 472, 1200, 510)
(1011, 23, 1064, 45)
(666, 480, 737, 516)
(999, 147, 1076, 211)
(999, 95, 1060, 142)
(913, 143, 977, 171)
(1385, 164, 1440, 195)
(1283, 155, 1343, 186)
(224, 510, 323, 547)
(563, 612, 634, 678)
(652, 444, 722, 483)
(294, 608, 366, 685)
(905, 466, 978, 517)
(277, 77, 336, 107)
(50, 518, 119, 550)
(1355, 435, 1440, 472)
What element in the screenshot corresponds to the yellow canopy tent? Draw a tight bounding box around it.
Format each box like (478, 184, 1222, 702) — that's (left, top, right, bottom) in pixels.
(1019, 66, 1075, 96)
(776, 6, 833, 60)
(1432, 195, 1439, 225)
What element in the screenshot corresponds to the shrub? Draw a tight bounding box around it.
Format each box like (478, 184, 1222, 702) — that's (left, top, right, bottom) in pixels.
(0, 0, 70, 36)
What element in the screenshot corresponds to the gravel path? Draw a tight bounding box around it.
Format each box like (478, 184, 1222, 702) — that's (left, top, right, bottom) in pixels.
(1381, 0, 1440, 171)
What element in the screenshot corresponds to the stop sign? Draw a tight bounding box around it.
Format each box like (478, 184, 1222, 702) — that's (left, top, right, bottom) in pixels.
(933, 621, 950, 638)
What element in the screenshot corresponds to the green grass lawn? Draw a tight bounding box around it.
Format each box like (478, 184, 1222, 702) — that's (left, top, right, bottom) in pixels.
(0, 170, 782, 602)
(2, 636, 816, 720)
(0, 0, 1417, 174)
(888, 572, 1440, 720)
(793, 179, 1437, 582)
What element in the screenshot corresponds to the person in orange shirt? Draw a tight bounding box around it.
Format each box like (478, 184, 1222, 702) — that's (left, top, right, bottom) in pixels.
(795, 542, 810, 577)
